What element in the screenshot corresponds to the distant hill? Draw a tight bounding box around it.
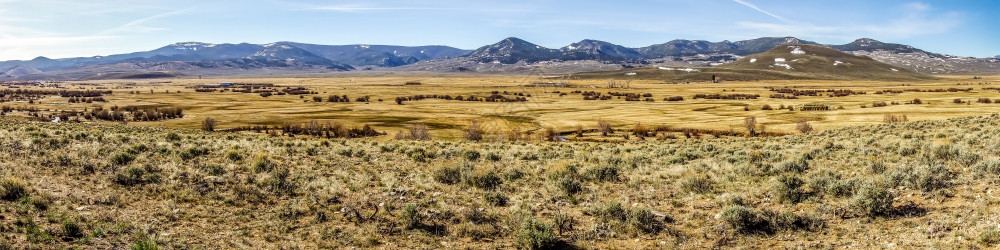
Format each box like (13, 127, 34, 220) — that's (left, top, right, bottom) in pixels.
(573, 44, 935, 81)
(1, 36, 995, 80)
(559, 39, 645, 62)
(464, 37, 560, 64)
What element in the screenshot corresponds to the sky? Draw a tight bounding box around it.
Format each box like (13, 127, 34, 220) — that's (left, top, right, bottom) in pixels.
(0, 0, 997, 60)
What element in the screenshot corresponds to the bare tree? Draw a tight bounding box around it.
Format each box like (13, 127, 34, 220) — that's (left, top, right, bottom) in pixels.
(796, 119, 814, 134)
(396, 123, 431, 140)
(202, 117, 217, 132)
(464, 120, 484, 141)
(597, 119, 613, 136)
(744, 116, 757, 136)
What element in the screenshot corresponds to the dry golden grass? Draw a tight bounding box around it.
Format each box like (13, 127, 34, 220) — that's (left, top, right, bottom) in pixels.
(5, 74, 1000, 140)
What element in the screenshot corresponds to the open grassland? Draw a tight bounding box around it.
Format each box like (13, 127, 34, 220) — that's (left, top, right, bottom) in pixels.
(3, 114, 1000, 248)
(3, 74, 1000, 140)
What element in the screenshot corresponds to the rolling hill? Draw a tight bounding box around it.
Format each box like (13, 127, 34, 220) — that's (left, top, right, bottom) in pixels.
(573, 44, 936, 81)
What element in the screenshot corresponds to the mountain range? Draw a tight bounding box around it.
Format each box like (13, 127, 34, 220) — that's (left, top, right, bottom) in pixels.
(1, 37, 997, 80)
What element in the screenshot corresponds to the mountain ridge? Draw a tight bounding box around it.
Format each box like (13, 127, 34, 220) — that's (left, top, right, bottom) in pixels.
(1, 37, 996, 80)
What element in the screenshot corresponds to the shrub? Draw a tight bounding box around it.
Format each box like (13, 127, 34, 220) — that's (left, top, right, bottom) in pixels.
(465, 172, 502, 190)
(433, 165, 462, 185)
(483, 192, 508, 207)
(400, 203, 422, 230)
(626, 208, 661, 234)
(132, 239, 160, 250)
(226, 150, 243, 162)
(586, 165, 620, 182)
(597, 119, 613, 136)
(850, 181, 894, 217)
(681, 175, 714, 194)
(463, 150, 481, 161)
(201, 117, 217, 132)
(557, 176, 582, 196)
(180, 146, 209, 160)
(0, 178, 29, 201)
(744, 116, 757, 136)
(516, 219, 557, 250)
(62, 219, 84, 239)
(773, 175, 806, 204)
(165, 132, 181, 141)
(110, 151, 136, 166)
(795, 120, 813, 134)
(980, 230, 1000, 246)
(973, 157, 1000, 177)
(252, 156, 274, 173)
(909, 164, 954, 192)
(113, 166, 160, 187)
(464, 120, 484, 141)
(719, 205, 770, 234)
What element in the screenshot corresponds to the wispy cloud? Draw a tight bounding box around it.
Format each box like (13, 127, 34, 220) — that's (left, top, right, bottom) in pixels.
(301, 4, 539, 14)
(732, 0, 790, 23)
(98, 8, 190, 35)
(732, 1, 961, 41)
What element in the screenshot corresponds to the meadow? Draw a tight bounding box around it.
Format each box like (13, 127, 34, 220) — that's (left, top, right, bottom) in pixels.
(2, 74, 998, 141)
(2, 74, 1000, 248)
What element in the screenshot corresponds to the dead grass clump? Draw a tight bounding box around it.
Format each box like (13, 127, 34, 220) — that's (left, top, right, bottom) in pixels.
(883, 114, 909, 123)
(680, 175, 714, 194)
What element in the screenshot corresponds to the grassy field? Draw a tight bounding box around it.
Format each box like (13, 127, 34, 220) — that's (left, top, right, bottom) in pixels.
(4, 73, 1000, 248)
(5, 74, 1000, 140)
(3, 113, 1000, 248)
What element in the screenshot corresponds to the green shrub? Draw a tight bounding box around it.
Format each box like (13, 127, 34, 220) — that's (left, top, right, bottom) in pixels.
(63, 219, 84, 239)
(515, 219, 557, 250)
(180, 147, 209, 160)
(110, 152, 136, 166)
(400, 203, 422, 230)
(465, 172, 502, 190)
(165, 132, 181, 141)
(252, 157, 274, 173)
(483, 192, 508, 207)
(973, 157, 1000, 177)
(486, 152, 502, 162)
(131, 239, 160, 250)
(226, 150, 243, 162)
(463, 150, 481, 161)
(0, 178, 28, 201)
(719, 205, 770, 234)
(589, 202, 627, 222)
(433, 165, 462, 185)
(586, 165, 620, 182)
(113, 166, 160, 187)
(557, 176, 582, 196)
(626, 208, 661, 234)
(681, 175, 714, 194)
(898, 145, 917, 156)
(826, 178, 858, 197)
(980, 230, 1000, 246)
(776, 157, 809, 173)
(850, 181, 894, 217)
(909, 164, 954, 192)
(773, 175, 806, 204)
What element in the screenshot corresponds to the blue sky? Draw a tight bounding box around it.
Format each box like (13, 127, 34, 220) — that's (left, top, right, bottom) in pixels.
(0, 0, 996, 60)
